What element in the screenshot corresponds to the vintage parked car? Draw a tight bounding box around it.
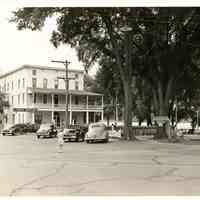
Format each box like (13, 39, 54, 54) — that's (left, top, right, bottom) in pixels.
(2, 124, 27, 136)
(63, 128, 85, 142)
(188, 127, 200, 134)
(36, 123, 57, 139)
(85, 122, 109, 143)
(24, 123, 40, 133)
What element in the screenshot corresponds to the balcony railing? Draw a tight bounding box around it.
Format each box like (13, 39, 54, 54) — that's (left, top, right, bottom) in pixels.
(27, 103, 103, 111)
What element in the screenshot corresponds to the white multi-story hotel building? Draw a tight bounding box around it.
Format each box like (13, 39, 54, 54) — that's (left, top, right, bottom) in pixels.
(0, 65, 104, 127)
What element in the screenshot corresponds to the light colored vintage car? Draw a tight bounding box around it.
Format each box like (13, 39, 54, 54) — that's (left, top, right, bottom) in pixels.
(63, 128, 85, 142)
(36, 123, 57, 139)
(85, 122, 109, 143)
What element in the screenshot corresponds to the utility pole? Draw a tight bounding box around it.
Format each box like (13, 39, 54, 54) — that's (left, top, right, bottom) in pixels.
(115, 94, 119, 122)
(52, 60, 72, 128)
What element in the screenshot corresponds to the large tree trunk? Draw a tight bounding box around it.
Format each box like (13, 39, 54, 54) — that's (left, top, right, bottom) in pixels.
(154, 80, 172, 116)
(105, 19, 136, 141)
(153, 79, 173, 139)
(123, 79, 136, 140)
(158, 81, 165, 115)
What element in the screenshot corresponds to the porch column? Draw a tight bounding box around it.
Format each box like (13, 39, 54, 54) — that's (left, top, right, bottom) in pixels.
(32, 92, 35, 106)
(69, 94, 72, 125)
(51, 94, 54, 123)
(101, 95, 104, 121)
(93, 112, 96, 122)
(32, 112, 35, 123)
(86, 95, 89, 124)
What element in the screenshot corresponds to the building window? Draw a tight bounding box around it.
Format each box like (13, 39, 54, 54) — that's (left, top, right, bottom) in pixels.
(54, 95, 58, 106)
(54, 79, 59, 89)
(43, 78, 48, 89)
(33, 94, 36, 104)
(32, 78, 37, 88)
(18, 79, 20, 89)
(12, 81, 14, 90)
(3, 83, 6, 92)
(22, 113, 24, 123)
(75, 96, 79, 105)
(7, 83, 9, 91)
(43, 94, 47, 104)
(22, 93, 25, 104)
(32, 69, 36, 76)
(23, 78, 25, 88)
(75, 73, 79, 79)
(18, 94, 20, 105)
(75, 81, 79, 90)
(12, 96, 14, 104)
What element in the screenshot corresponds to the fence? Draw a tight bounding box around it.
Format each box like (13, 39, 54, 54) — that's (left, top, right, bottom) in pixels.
(106, 125, 157, 136)
(131, 127, 157, 136)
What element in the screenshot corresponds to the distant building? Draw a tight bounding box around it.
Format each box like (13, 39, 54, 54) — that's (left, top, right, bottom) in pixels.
(0, 65, 104, 127)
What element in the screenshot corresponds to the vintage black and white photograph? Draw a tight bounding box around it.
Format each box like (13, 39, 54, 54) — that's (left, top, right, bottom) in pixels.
(1, 4, 200, 196)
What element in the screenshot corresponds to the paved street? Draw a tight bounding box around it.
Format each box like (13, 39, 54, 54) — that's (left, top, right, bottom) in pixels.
(1, 134, 200, 196)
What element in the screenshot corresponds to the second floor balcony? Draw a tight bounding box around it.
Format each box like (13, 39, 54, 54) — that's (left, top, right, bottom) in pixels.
(26, 87, 104, 112)
(27, 103, 103, 111)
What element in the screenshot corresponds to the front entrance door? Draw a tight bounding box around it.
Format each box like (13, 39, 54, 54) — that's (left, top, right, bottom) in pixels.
(54, 112, 60, 127)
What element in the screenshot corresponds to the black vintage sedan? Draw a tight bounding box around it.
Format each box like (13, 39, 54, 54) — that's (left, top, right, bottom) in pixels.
(2, 124, 27, 136)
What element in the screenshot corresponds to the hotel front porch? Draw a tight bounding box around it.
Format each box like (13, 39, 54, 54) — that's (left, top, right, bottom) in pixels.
(34, 110, 103, 127)
(26, 87, 104, 126)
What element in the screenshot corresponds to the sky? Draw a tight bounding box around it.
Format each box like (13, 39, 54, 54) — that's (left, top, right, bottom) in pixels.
(0, 5, 98, 76)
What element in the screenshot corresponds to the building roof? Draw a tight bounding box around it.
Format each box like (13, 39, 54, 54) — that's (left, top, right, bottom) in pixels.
(0, 64, 84, 79)
(27, 87, 103, 96)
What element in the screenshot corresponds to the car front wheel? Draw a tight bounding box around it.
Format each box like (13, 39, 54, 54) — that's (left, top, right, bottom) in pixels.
(104, 138, 109, 143)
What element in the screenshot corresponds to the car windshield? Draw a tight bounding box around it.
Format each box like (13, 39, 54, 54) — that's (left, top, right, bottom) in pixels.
(40, 124, 51, 129)
(64, 129, 76, 133)
(91, 125, 102, 128)
(90, 123, 105, 129)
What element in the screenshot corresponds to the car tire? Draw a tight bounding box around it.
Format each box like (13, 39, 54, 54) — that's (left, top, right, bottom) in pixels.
(104, 138, 109, 143)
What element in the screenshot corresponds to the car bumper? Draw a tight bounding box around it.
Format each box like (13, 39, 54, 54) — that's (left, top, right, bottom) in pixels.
(2, 131, 14, 135)
(63, 135, 77, 139)
(37, 132, 49, 136)
(85, 136, 107, 141)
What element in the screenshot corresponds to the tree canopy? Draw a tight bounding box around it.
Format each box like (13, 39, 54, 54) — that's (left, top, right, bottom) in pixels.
(10, 7, 200, 139)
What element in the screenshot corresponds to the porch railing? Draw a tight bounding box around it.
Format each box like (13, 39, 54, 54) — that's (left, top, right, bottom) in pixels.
(27, 103, 103, 110)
